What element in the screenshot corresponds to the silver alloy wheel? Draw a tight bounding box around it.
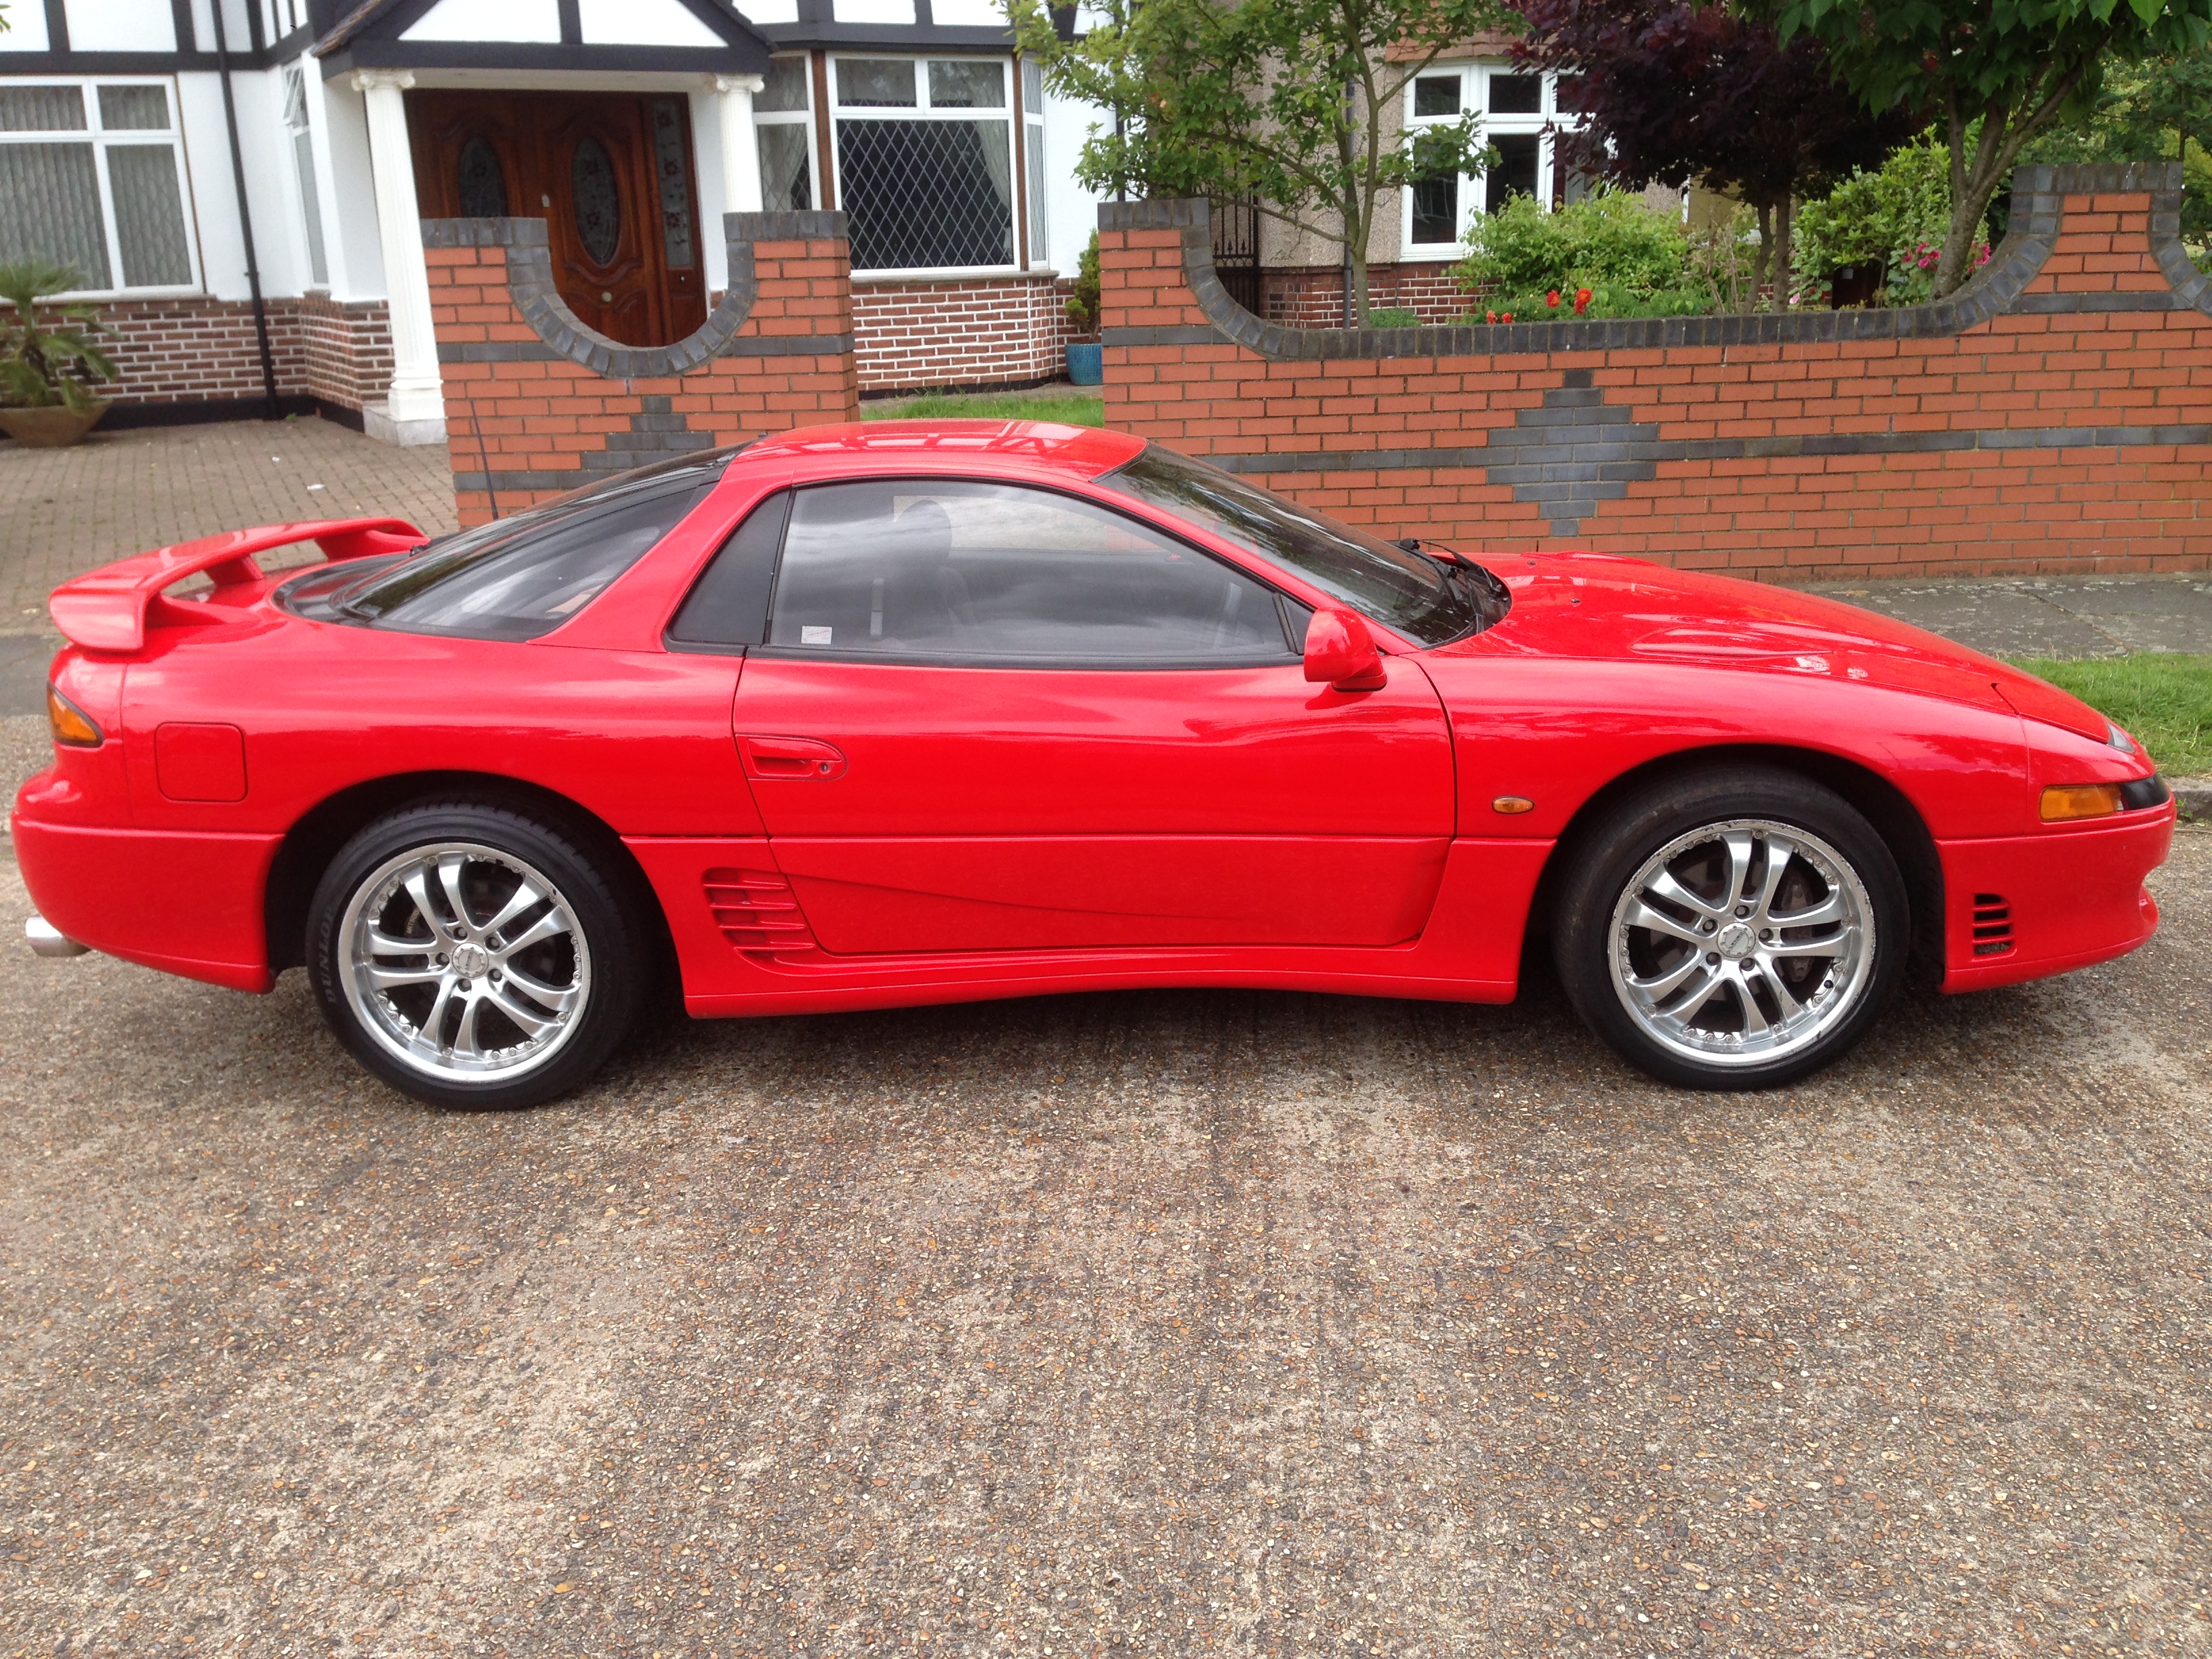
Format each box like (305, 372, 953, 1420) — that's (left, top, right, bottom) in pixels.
(1607, 818, 1873, 1067)
(338, 841, 591, 1083)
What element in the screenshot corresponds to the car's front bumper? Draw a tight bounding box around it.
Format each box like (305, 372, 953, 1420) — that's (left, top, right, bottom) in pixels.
(1938, 808, 2175, 994)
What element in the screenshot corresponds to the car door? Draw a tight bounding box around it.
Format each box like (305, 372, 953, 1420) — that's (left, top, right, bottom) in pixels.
(701, 476, 1457, 954)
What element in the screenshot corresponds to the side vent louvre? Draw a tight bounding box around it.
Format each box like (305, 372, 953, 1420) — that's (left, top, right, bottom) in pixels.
(702, 867, 824, 962)
(1971, 893, 2014, 957)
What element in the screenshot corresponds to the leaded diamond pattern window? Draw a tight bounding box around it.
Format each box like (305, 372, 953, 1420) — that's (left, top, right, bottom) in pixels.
(830, 56, 1016, 272)
(755, 55, 817, 214)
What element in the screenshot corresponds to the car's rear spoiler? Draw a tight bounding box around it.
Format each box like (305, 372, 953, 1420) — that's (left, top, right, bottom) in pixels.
(48, 518, 425, 652)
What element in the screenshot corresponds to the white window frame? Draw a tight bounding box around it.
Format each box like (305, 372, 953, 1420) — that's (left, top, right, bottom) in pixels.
(753, 52, 821, 218)
(1019, 55, 1047, 271)
(0, 76, 203, 299)
(827, 52, 1023, 280)
(1400, 64, 1581, 259)
(279, 60, 331, 291)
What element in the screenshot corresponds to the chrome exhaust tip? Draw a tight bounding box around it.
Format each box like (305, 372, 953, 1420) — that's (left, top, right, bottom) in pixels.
(26, 915, 89, 959)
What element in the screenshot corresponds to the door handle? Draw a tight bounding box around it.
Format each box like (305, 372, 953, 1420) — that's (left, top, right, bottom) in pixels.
(740, 735, 848, 780)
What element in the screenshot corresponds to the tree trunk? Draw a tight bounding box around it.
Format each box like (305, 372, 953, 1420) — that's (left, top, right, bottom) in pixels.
(1933, 56, 2100, 299)
(1348, 244, 1371, 326)
(1771, 194, 1795, 314)
(1750, 199, 1774, 310)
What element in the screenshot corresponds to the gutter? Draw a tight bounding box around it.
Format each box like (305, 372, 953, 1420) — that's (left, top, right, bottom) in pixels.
(211, 1, 283, 422)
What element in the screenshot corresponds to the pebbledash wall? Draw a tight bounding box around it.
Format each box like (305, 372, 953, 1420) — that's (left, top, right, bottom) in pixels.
(422, 211, 859, 527)
(1099, 163, 2212, 579)
(78, 295, 392, 424)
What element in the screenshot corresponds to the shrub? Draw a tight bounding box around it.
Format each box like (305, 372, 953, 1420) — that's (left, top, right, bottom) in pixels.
(1793, 135, 1990, 306)
(1465, 284, 1711, 323)
(0, 260, 115, 412)
(1064, 232, 1101, 332)
(1451, 187, 1689, 300)
(1366, 306, 1422, 327)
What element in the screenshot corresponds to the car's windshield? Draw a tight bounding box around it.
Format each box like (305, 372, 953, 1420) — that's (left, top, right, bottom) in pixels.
(1096, 444, 1505, 646)
(333, 447, 737, 641)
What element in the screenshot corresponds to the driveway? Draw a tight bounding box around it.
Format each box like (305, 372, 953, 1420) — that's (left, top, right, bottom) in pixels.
(1, 832, 2206, 1657)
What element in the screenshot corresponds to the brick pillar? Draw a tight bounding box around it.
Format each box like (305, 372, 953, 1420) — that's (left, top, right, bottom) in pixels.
(423, 211, 858, 527)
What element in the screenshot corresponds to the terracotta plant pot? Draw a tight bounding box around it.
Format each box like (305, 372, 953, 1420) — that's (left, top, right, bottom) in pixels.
(0, 400, 110, 448)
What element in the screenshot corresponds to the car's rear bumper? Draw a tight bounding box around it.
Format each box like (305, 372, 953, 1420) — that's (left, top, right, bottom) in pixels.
(11, 807, 279, 993)
(1938, 808, 2174, 994)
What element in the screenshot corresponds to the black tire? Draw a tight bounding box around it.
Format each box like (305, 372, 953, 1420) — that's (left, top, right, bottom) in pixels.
(1553, 766, 1908, 1090)
(307, 798, 647, 1109)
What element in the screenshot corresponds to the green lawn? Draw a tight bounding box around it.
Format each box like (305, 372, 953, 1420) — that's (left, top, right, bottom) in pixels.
(2012, 653, 2212, 777)
(860, 390, 1105, 426)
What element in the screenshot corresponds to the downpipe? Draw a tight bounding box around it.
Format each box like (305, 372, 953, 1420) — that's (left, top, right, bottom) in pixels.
(25, 916, 90, 959)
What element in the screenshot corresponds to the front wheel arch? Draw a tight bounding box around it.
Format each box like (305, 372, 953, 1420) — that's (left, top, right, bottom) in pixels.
(263, 773, 677, 1001)
(1519, 743, 1946, 991)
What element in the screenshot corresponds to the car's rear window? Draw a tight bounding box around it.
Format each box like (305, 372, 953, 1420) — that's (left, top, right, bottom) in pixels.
(331, 449, 735, 641)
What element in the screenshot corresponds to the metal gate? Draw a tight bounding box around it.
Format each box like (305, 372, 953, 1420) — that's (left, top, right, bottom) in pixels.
(1209, 194, 1262, 316)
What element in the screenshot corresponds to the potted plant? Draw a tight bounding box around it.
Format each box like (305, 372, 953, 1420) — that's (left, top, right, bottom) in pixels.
(0, 260, 118, 448)
(1064, 232, 1103, 386)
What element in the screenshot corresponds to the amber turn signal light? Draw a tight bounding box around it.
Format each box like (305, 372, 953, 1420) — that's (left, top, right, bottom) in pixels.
(1492, 796, 1536, 815)
(2039, 783, 2122, 822)
(46, 685, 102, 748)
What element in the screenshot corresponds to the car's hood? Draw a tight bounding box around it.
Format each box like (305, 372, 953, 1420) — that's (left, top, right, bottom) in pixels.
(1445, 551, 2112, 741)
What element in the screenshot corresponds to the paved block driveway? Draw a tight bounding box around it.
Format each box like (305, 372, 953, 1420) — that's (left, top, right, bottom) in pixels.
(1, 837, 2207, 1658)
(2, 418, 2208, 1656)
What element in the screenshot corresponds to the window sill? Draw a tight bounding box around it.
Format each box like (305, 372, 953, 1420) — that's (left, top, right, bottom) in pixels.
(851, 266, 1048, 283)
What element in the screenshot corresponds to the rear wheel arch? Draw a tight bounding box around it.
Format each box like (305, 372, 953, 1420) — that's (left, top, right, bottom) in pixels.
(1520, 744, 1946, 988)
(263, 773, 678, 998)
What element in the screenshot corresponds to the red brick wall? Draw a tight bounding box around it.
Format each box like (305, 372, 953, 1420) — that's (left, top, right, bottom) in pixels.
(85, 295, 390, 412)
(425, 213, 859, 527)
(1101, 167, 2212, 580)
(1261, 262, 1467, 328)
(852, 272, 1082, 392)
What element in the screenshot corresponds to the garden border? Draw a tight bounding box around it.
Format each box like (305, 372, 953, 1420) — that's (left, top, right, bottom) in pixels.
(1099, 163, 2203, 361)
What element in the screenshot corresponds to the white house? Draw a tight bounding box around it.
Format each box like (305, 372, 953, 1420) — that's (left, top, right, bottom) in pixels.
(0, 0, 1572, 443)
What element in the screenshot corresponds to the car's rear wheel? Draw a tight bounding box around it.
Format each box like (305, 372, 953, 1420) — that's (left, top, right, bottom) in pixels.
(308, 800, 644, 1109)
(1553, 767, 1908, 1090)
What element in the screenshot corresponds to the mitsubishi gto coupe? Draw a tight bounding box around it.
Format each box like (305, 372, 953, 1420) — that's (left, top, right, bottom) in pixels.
(16, 422, 2174, 1107)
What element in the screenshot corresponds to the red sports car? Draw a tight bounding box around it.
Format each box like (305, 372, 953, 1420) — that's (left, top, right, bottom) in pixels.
(16, 422, 2173, 1106)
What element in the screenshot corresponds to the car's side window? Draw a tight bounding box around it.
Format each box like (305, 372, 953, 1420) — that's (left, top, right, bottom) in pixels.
(762, 478, 1297, 665)
(667, 490, 791, 651)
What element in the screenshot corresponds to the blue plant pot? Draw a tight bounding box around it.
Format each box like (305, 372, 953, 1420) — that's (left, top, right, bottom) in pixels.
(1067, 342, 1104, 386)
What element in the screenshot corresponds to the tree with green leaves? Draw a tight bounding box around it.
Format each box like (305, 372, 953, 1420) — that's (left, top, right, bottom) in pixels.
(2026, 48, 2212, 246)
(1006, 0, 1515, 323)
(1750, 0, 2212, 299)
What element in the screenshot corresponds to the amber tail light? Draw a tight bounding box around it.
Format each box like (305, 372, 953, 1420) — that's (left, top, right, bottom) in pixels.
(2039, 783, 2121, 822)
(47, 685, 104, 748)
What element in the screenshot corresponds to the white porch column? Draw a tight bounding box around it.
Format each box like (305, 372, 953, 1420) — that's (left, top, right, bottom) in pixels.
(714, 75, 766, 216)
(350, 68, 446, 444)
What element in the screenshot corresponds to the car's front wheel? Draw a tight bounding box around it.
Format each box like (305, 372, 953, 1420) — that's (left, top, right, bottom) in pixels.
(307, 800, 644, 1109)
(1553, 767, 1908, 1090)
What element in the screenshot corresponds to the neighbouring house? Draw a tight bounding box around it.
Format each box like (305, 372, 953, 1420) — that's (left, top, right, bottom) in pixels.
(0, 3, 1599, 444)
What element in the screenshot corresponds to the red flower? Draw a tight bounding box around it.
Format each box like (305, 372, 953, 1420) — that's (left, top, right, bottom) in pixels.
(1486, 309, 1498, 324)
(1574, 287, 1593, 316)
(1501, 311, 1513, 323)
(1547, 290, 1561, 308)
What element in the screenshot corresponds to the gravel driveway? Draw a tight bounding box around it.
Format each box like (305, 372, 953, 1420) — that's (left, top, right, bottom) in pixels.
(1, 832, 2207, 1658)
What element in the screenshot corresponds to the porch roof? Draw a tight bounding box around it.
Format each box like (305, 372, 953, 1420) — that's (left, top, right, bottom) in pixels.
(312, 0, 773, 79)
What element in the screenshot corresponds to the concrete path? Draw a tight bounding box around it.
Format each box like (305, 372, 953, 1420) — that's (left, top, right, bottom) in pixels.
(1799, 574, 2212, 660)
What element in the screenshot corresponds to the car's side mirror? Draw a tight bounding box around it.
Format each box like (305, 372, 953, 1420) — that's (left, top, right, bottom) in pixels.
(1303, 607, 1387, 691)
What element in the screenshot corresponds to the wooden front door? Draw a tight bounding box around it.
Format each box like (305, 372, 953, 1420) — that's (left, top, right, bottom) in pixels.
(409, 90, 708, 349)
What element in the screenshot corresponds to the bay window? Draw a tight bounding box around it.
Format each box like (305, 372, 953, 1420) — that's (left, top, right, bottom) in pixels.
(754, 54, 817, 214)
(1403, 66, 1582, 257)
(0, 79, 198, 294)
(830, 55, 1016, 272)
